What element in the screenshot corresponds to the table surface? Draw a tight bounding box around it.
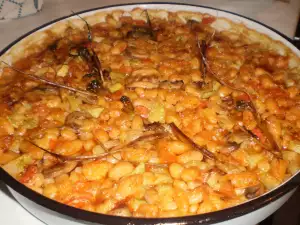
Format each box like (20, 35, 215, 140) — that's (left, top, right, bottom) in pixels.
(1, 0, 300, 224)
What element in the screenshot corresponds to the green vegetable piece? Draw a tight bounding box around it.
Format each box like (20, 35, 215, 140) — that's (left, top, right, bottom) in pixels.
(86, 107, 104, 118)
(148, 102, 165, 123)
(212, 81, 221, 91)
(23, 117, 39, 129)
(108, 83, 123, 93)
(110, 72, 125, 83)
(67, 95, 82, 111)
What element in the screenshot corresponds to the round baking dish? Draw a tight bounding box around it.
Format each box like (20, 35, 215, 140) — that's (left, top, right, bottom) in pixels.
(1, 3, 300, 225)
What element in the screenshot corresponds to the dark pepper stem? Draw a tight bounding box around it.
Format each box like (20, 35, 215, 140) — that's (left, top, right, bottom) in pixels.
(72, 10, 105, 87)
(120, 95, 134, 113)
(71, 10, 92, 42)
(144, 10, 155, 40)
(1, 61, 97, 97)
(198, 39, 207, 82)
(195, 44, 279, 152)
(91, 48, 105, 83)
(169, 123, 216, 160)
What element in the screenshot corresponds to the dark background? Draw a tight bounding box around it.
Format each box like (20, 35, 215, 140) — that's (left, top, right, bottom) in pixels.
(259, 189, 300, 225)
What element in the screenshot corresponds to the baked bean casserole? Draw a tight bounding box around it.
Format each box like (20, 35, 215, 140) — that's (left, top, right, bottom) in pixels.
(0, 8, 300, 218)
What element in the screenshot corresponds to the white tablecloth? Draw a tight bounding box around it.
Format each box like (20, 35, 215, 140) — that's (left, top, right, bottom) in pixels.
(0, 0, 300, 225)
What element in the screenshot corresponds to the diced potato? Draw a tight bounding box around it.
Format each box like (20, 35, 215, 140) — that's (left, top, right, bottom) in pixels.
(0, 151, 19, 165)
(217, 114, 235, 130)
(2, 154, 33, 177)
(131, 163, 145, 175)
(93, 36, 105, 43)
(259, 173, 280, 190)
(288, 140, 300, 154)
(148, 102, 165, 123)
(202, 108, 217, 124)
(86, 107, 104, 118)
(0, 117, 14, 136)
(282, 151, 300, 174)
(247, 153, 264, 169)
(110, 72, 125, 83)
(66, 95, 82, 111)
(108, 83, 123, 93)
(127, 198, 147, 211)
(57, 65, 69, 77)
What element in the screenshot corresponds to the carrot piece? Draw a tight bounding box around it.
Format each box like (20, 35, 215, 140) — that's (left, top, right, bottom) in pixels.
(135, 105, 150, 118)
(158, 148, 177, 164)
(119, 65, 132, 74)
(120, 16, 133, 24)
(0, 103, 11, 115)
(270, 159, 288, 181)
(142, 58, 152, 63)
(251, 127, 267, 144)
(198, 100, 208, 109)
(106, 90, 123, 101)
(64, 193, 94, 208)
(49, 139, 58, 150)
(198, 130, 214, 141)
(133, 20, 146, 26)
(202, 16, 216, 25)
(19, 165, 38, 184)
